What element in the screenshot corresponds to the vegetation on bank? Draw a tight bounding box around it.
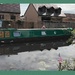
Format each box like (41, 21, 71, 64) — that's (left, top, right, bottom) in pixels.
(71, 29, 75, 40)
(72, 29, 75, 34)
(58, 58, 75, 71)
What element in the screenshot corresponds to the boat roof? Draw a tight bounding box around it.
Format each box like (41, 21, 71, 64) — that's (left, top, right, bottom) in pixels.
(18, 28, 73, 30)
(0, 28, 72, 31)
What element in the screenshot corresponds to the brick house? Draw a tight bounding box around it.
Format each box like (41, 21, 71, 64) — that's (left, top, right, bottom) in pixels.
(0, 4, 20, 28)
(24, 4, 66, 28)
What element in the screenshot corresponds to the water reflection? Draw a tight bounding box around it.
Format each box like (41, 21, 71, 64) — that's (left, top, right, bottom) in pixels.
(0, 44, 75, 70)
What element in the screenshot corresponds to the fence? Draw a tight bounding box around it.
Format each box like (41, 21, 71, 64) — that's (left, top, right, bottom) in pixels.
(2, 21, 75, 29)
(24, 21, 75, 28)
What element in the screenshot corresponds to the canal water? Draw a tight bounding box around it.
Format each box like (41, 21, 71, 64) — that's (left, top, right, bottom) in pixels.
(0, 44, 75, 70)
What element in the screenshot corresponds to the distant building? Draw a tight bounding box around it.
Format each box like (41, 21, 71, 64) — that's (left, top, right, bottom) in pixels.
(63, 13, 75, 22)
(0, 4, 20, 28)
(24, 4, 66, 28)
(1, 4, 75, 29)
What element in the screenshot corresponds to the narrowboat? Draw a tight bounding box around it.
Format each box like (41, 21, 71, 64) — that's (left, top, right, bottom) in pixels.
(0, 27, 73, 45)
(0, 27, 73, 55)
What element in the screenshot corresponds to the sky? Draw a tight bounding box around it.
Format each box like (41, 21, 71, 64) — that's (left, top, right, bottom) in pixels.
(20, 4, 29, 16)
(20, 4, 75, 16)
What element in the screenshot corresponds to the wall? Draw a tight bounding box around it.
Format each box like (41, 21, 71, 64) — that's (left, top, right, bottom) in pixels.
(24, 4, 39, 22)
(23, 21, 75, 28)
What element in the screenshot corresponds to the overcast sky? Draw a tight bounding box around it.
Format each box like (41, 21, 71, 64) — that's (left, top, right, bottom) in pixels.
(20, 4, 75, 16)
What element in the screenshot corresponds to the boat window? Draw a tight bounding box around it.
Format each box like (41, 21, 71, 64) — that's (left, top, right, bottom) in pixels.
(13, 31, 21, 37)
(54, 31, 56, 34)
(0, 31, 4, 38)
(41, 31, 46, 35)
(5, 31, 10, 37)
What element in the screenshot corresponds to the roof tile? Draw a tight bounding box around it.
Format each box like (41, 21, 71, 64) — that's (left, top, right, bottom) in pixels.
(0, 4, 20, 14)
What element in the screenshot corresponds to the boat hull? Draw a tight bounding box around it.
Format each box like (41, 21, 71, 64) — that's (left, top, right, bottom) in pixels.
(0, 40, 72, 55)
(0, 28, 73, 55)
(0, 35, 71, 44)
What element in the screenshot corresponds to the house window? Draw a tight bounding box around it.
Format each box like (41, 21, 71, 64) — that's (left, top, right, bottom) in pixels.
(0, 20, 2, 27)
(0, 15, 4, 19)
(30, 22, 34, 28)
(41, 16, 51, 21)
(11, 15, 16, 20)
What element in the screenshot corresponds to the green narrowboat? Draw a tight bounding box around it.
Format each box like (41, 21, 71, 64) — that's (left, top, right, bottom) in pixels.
(0, 28, 73, 44)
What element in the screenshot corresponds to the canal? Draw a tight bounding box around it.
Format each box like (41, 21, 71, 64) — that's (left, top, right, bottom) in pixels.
(0, 44, 75, 70)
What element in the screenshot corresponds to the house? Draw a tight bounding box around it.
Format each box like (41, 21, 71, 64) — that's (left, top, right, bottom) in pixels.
(24, 4, 66, 28)
(0, 4, 20, 28)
